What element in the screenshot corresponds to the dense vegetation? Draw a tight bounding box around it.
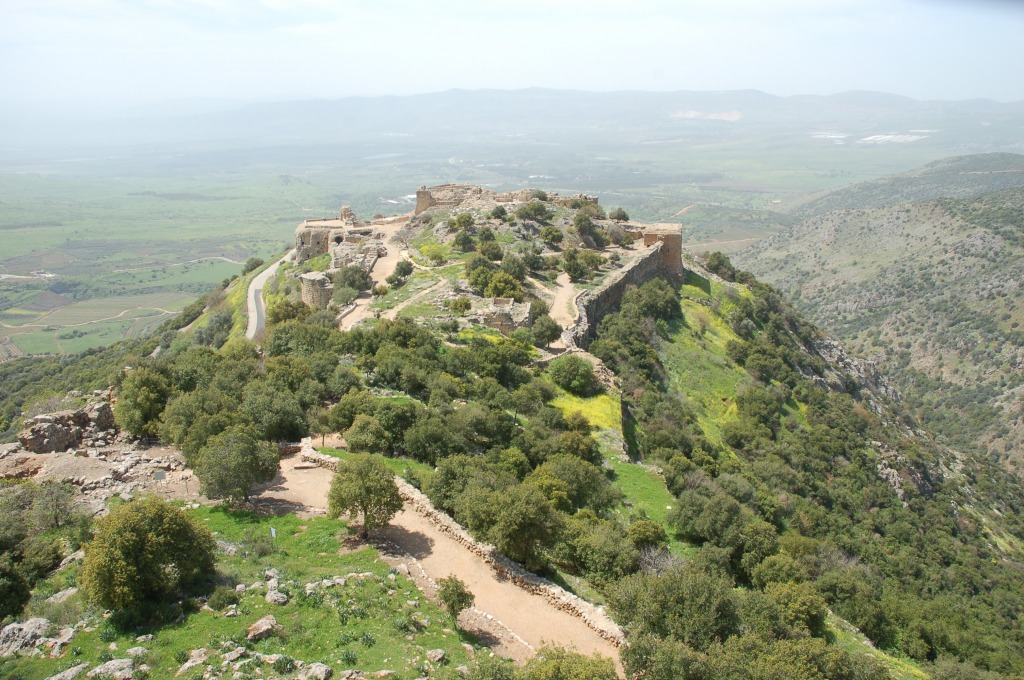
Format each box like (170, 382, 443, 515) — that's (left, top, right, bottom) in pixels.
(588, 271, 1024, 678)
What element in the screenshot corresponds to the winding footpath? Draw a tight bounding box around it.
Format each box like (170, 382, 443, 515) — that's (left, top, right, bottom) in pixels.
(245, 250, 295, 340)
(255, 454, 622, 673)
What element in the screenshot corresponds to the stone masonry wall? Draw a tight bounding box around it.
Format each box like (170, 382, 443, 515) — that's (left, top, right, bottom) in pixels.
(562, 242, 671, 349)
(298, 447, 626, 648)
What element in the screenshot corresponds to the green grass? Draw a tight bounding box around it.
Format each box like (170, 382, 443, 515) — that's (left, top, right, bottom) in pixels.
(316, 447, 435, 482)
(2, 507, 475, 680)
(828, 615, 928, 680)
(550, 388, 694, 557)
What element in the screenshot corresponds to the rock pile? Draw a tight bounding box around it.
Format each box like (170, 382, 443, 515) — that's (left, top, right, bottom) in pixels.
(17, 401, 116, 454)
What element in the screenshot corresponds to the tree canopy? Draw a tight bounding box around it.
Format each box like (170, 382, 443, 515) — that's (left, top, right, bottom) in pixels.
(327, 454, 403, 539)
(79, 496, 215, 610)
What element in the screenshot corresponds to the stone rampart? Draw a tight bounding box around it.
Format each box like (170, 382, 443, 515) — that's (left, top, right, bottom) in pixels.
(297, 446, 625, 647)
(562, 242, 672, 349)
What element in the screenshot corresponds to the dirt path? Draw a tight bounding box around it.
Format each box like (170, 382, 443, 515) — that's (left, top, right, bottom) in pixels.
(382, 279, 446, 321)
(340, 225, 407, 330)
(255, 456, 622, 672)
(672, 204, 696, 217)
(548, 272, 578, 330)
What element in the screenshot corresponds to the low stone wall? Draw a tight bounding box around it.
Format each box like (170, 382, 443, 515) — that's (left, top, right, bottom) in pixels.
(297, 447, 626, 648)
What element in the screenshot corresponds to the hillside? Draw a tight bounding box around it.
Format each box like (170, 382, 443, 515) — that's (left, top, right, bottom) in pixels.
(3, 189, 1024, 678)
(787, 152, 1024, 218)
(734, 155, 1024, 470)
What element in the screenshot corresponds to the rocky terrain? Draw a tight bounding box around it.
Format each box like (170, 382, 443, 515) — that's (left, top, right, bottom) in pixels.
(735, 157, 1024, 470)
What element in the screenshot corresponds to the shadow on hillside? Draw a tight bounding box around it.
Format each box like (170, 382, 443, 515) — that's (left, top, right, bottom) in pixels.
(375, 525, 435, 560)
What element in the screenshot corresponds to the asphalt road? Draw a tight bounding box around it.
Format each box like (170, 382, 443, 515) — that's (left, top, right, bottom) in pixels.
(245, 249, 295, 340)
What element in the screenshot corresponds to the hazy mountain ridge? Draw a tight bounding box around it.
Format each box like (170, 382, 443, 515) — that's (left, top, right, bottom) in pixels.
(5, 88, 1023, 152)
(787, 152, 1024, 219)
(734, 154, 1024, 469)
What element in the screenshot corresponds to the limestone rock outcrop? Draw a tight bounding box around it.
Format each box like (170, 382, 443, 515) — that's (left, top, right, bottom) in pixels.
(18, 401, 115, 453)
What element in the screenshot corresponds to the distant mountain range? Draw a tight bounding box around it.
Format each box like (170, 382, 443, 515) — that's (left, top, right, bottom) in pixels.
(4, 87, 1023, 152)
(734, 152, 1024, 470)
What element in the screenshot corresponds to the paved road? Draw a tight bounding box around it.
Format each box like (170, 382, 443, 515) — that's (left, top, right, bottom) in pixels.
(245, 249, 295, 340)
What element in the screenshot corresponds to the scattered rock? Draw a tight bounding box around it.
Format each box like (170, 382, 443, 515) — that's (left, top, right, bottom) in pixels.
(224, 605, 239, 617)
(125, 646, 147, 658)
(461, 643, 475, 659)
(86, 658, 133, 678)
(45, 587, 79, 604)
(134, 635, 153, 643)
(235, 584, 247, 594)
(265, 590, 289, 605)
(46, 662, 90, 680)
(246, 615, 280, 642)
(175, 648, 209, 676)
(427, 649, 446, 663)
(46, 627, 77, 657)
(221, 646, 247, 663)
(300, 662, 333, 679)
(0, 618, 51, 656)
(264, 568, 279, 580)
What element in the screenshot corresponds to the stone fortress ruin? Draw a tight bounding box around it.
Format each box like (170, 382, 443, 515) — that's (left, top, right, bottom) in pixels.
(291, 184, 684, 330)
(294, 206, 397, 309)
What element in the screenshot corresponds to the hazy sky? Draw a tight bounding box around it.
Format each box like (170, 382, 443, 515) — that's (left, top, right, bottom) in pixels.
(2, 0, 1023, 111)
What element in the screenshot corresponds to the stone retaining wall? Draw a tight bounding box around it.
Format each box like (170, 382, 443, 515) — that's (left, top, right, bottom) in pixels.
(561, 242, 670, 350)
(298, 446, 626, 648)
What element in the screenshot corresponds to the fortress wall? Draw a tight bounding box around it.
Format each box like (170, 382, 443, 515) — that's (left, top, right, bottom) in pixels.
(562, 242, 673, 349)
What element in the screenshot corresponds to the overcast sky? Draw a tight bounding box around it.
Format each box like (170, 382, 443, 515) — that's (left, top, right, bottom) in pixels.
(2, 0, 1022, 112)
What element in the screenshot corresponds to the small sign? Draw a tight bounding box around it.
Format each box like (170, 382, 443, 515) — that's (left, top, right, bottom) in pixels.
(270, 527, 277, 539)
(153, 471, 166, 481)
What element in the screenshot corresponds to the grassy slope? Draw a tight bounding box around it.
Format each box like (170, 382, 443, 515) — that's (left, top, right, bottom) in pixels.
(4, 508, 474, 680)
(646, 272, 928, 679)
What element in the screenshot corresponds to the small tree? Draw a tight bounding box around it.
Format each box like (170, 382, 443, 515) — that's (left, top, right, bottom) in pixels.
(242, 257, 265, 274)
(485, 271, 523, 301)
(344, 414, 390, 453)
(308, 405, 332, 446)
(609, 207, 629, 222)
(327, 454, 403, 539)
(333, 285, 359, 306)
(0, 556, 30, 619)
(335, 265, 373, 291)
(194, 424, 279, 503)
(448, 296, 472, 316)
(79, 497, 216, 610)
(532, 315, 563, 347)
(540, 225, 564, 246)
(394, 259, 414, 278)
(453, 231, 476, 252)
(114, 367, 171, 437)
(437, 575, 475, 621)
(548, 354, 598, 396)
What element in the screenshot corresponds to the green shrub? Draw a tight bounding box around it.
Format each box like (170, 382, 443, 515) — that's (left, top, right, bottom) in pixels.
(548, 355, 599, 396)
(207, 584, 239, 610)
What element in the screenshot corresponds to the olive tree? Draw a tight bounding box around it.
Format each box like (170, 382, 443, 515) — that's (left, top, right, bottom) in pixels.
(79, 497, 215, 610)
(327, 454, 403, 539)
(193, 424, 279, 503)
